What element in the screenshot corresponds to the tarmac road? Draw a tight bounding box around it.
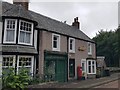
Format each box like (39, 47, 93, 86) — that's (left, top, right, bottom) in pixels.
(28, 73, 120, 89)
(94, 79, 119, 88)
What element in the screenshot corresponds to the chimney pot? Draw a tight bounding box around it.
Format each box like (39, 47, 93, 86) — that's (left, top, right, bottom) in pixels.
(72, 17, 80, 29)
(13, 0, 29, 10)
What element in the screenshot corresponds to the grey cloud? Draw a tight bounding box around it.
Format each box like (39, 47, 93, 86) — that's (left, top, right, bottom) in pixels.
(29, 2, 118, 38)
(2, 1, 118, 38)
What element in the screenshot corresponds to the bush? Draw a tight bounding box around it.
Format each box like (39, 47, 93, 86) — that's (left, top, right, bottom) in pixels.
(2, 67, 30, 90)
(29, 74, 44, 85)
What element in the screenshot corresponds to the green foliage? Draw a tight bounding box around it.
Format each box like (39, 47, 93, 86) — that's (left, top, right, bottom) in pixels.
(92, 29, 119, 67)
(2, 67, 30, 90)
(29, 74, 44, 85)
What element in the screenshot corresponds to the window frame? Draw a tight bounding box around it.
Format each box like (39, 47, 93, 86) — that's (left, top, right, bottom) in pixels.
(18, 20, 33, 45)
(81, 59, 86, 73)
(88, 42, 92, 55)
(69, 38, 75, 53)
(2, 55, 15, 68)
(87, 60, 96, 74)
(17, 56, 34, 76)
(3, 19, 17, 44)
(52, 33, 60, 51)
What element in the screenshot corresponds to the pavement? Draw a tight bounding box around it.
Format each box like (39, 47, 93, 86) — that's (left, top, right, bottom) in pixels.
(28, 72, 120, 88)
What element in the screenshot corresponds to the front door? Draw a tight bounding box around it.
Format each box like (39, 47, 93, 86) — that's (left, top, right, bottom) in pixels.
(56, 59, 67, 82)
(69, 59, 75, 77)
(81, 59, 87, 78)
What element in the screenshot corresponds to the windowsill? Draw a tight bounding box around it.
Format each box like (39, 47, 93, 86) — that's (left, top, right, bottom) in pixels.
(87, 73, 96, 75)
(88, 53, 92, 55)
(3, 41, 16, 44)
(52, 48, 60, 51)
(18, 42, 32, 46)
(69, 50, 75, 53)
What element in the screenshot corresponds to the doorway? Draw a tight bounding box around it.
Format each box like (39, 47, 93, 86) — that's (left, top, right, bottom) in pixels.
(69, 59, 75, 77)
(81, 59, 87, 78)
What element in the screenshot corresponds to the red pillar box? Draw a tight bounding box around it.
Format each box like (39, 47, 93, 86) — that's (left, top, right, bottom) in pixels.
(77, 66, 82, 80)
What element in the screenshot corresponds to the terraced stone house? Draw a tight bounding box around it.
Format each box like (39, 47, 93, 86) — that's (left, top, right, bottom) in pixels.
(0, 0, 96, 82)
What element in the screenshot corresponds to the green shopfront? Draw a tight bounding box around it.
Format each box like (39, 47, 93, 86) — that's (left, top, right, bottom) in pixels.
(44, 51, 68, 82)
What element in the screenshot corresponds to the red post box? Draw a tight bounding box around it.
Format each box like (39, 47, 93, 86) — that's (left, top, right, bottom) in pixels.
(77, 66, 82, 80)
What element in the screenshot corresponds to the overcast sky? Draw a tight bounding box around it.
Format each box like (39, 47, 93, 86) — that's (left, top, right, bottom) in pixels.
(3, 0, 119, 38)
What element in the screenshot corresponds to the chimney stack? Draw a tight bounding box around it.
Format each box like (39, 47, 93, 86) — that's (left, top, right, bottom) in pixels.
(72, 17, 80, 29)
(13, 0, 29, 10)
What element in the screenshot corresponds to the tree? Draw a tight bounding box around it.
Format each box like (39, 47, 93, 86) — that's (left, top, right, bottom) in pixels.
(117, 25, 120, 67)
(92, 29, 119, 67)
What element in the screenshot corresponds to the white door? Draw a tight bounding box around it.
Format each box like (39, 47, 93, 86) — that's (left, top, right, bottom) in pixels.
(81, 59, 87, 78)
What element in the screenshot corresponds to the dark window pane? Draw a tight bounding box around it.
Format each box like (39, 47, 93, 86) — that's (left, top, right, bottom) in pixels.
(92, 61, 94, 65)
(53, 41, 57, 48)
(88, 61, 91, 65)
(7, 25, 9, 28)
(54, 36, 57, 41)
(70, 43, 72, 50)
(70, 39, 73, 44)
(89, 66, 91, 73)
(92, 66, 95, 73)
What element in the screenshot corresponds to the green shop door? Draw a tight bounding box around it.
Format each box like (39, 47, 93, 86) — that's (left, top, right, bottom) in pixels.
(56, 59, 67, 82)
(44, 51, 68, 82)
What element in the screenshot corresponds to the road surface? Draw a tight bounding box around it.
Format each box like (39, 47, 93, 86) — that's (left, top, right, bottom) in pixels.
(94, 79, 120, 88)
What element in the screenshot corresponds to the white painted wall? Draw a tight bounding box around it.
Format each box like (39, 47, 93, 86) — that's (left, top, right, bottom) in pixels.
(0, 19, 2, 44)
(0, 18, 2, 76)
(34, 30, 37, 49)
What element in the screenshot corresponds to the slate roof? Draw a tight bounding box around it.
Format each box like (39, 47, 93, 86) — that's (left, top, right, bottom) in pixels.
(2, 45, 38, 54)
(2, 2, 94, 42)
(2, 2, 34, 21)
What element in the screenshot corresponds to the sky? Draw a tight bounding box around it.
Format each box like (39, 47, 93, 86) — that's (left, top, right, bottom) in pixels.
(2, 0, 119, 38)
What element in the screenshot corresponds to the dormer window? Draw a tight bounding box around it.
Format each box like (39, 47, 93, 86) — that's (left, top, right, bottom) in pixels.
(3, 19, 17, 43)
(18, 20, 33, 45)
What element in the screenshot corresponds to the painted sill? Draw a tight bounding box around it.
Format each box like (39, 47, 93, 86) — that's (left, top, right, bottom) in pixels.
(18, 42, 32, 46)
(3, 41, 16, 44)
(88, 52, 92, 55)
(52, 48, 60, 52)
(87, 73, 96, 75)
(69, 50, 75, 53)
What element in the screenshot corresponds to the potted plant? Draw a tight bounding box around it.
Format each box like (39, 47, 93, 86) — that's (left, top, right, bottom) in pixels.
(81, 72, 86, 80)
(96, 68, 101, 78)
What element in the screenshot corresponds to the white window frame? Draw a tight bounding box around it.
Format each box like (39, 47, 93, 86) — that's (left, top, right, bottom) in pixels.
(69, 38, 75, 53)
(52, 33, 60, 51)
(18, 20, 33, 45)
(17, 56, 34, 76)
(34, 30, 38, 49)
(88, 42, 92, 55)
(2, 55, 15, 68)
(81, 59, 86, 73)
(87, 60, 96, 74)
(3, 19, 17, 43)
(0, 22, 2, 44)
